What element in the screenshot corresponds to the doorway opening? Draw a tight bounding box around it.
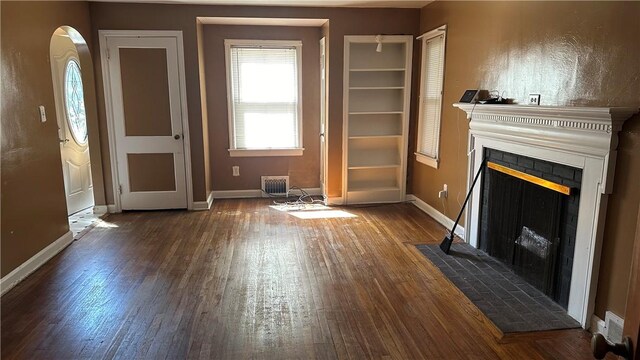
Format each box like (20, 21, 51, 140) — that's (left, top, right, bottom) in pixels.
(50, 26, 100, 237)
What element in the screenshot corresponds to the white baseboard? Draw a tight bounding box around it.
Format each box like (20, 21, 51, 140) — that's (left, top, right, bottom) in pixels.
(406, 194, 465, 239)
(93, 205, 108, 215)
(107, 204, 119, 213)
(212, 188, 322, 199)
(590, 314, 606, 335)
(0, 230, 74, 296)
(193, 191, 214, 211)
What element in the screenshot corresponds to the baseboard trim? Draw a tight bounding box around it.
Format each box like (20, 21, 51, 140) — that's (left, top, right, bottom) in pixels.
(327, 196, 343, 205)
(107, 204, 119, 213)
(590, 314, 605, 335)
(212, 188, 322, 199)
(93, 205, 108, 215)
(0, 230, 74, 296)
(406, 194, 465, 239)
(193, 191, 214, 211)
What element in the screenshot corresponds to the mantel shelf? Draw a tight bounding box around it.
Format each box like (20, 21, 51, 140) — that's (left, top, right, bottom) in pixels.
(453, 103, 638, 130)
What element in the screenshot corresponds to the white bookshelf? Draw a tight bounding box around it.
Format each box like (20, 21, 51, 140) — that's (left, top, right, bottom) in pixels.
(342, 35, 413, 204)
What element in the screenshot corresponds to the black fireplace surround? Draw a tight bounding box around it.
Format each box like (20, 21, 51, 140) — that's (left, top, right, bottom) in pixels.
(479, 149, 582, 309)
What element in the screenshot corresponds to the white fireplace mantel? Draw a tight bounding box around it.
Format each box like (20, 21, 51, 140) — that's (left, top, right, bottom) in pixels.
(453, 103, 638, 328)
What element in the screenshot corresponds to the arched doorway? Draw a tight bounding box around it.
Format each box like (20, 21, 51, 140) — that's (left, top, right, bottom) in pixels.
(49, 26, 95, 222)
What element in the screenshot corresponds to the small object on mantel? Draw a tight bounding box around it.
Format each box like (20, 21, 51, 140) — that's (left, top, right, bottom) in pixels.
(478, 96, 513, 104)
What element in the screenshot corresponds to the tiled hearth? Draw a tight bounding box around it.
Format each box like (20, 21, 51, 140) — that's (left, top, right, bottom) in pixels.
(417, 243, 580, 333)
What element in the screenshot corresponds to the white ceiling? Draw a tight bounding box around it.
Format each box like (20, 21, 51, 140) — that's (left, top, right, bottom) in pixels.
(92, 0, 431, 8)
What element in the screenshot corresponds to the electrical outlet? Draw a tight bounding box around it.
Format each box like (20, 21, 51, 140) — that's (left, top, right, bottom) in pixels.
(232, 166, 240, 177)
(528, 94, 541, 106)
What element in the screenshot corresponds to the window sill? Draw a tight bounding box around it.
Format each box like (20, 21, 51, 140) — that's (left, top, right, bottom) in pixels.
(415, 152, 439, 169)
(229, 148, 304, 157)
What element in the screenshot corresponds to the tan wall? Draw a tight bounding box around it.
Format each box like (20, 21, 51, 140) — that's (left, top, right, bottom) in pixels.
(417, 1, 640, 318)
(88, 2, 421, 200)
(203, 25, 321, 190)
(0, 1, 104, 276)
(196, 21, 212, 197)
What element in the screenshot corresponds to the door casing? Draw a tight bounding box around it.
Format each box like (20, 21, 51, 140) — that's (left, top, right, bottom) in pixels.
(319, 36, 329, 200)
(99, 30, 193, 212)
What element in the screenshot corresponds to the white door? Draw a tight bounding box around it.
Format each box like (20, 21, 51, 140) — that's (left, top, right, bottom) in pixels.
(319, 37, 328, 199)
(51, 34, 94, 215)
(105, 35, 187, 210)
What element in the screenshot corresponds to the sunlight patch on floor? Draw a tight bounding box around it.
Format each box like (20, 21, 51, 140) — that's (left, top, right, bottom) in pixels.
(94, 219, 119, 228)
(269, 203, 357, 219)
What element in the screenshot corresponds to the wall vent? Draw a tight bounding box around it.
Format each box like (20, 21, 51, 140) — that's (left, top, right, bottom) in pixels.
(604, 311, 624, 343)
(261, 176, 289, 197)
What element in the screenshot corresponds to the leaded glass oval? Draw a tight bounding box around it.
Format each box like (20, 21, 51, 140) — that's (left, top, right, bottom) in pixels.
(64, 59, 88, 145)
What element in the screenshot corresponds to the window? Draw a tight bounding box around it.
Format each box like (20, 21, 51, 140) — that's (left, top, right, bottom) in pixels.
(416, 26, 446, 168)
(224, 40, 303, 157)
(64, 59, 88, 145)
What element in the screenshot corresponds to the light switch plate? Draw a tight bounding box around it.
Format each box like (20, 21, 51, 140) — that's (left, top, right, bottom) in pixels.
(38, 105, 47, 122)
(528, 94, 541, 106)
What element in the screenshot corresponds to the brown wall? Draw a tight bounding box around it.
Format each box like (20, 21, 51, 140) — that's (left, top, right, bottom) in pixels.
(89, 2, 421, 200)
(203, 25, 322, 190)
(0, 1, 104, 276)
(417, 1, 640, 318)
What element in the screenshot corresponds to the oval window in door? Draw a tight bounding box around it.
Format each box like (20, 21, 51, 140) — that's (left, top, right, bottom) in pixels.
(64, 59, 88, 145)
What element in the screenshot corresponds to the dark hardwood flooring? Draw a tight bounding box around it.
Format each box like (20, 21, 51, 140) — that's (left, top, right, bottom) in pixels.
(1, 199, 602, 359)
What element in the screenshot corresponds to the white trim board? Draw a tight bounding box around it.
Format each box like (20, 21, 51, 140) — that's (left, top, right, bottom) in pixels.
(0, 231, 74, 296)
(93, 205, 108, 215)
(406, 194, 464, 239)
(193, 191, 214, 210)
(212, 188, 322, 199)
(198, 17, 328, 27)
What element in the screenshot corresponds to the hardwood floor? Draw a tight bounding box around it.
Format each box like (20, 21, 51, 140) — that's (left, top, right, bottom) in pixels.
(1, 199, 601, 359)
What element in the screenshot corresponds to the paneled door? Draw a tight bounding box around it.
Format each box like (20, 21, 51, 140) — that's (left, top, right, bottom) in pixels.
(51, 32, 94, 215)
(105, 34, 188, 210)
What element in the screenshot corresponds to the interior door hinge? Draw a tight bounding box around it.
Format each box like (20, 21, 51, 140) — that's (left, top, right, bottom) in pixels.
(119, 184, 123, 194)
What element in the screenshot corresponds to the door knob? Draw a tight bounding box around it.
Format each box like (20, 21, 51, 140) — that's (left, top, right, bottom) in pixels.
(591, 333, 633, 359)
(174, 134, 181, 140)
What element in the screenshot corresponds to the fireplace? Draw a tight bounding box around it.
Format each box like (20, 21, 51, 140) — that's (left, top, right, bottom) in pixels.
(453, 103, 637, 327)
(479, 149, 581, 309)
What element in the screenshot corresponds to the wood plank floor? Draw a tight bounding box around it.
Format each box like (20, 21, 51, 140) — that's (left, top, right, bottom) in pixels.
(1, 199, 602, 359)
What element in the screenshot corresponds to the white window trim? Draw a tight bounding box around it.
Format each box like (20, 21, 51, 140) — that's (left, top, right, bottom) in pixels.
(416, 25, 447, 169)
(224, 39, 304, 157)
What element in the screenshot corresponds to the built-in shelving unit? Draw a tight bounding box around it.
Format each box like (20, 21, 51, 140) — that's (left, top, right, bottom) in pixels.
(342, 35, 413, 204)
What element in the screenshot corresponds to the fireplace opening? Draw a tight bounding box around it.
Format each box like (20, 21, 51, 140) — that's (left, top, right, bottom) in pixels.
(479, 149, 582, 309)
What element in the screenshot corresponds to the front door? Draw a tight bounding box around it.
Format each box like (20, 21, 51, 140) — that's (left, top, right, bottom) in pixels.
(105, 35, 187, 210)
(51, 32, 94, 215)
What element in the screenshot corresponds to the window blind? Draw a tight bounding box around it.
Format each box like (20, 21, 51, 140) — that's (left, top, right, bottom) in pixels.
(418, 33, 445, 158)
(229, 46, 300, 149)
